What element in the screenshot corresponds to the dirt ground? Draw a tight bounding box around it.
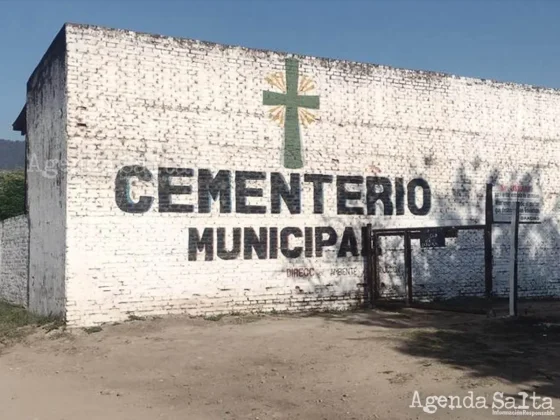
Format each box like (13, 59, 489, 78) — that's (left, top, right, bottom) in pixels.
(1, 303, 559, 420)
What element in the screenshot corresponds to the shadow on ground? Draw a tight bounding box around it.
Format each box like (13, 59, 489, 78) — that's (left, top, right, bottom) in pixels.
(307, 299, 560, 399)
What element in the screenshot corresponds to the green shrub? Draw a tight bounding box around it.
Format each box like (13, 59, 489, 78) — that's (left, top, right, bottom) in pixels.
(0, 170, 25, 220)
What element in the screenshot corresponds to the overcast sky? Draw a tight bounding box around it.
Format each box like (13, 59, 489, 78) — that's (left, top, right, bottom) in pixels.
(1, 0, 559, 141)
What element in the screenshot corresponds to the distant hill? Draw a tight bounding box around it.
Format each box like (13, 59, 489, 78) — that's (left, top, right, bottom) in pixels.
(0, 139, 25, 170)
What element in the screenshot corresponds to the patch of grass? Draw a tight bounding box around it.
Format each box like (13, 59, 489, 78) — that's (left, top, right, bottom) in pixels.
(301, 305, 365, 318)
(0, 301, 59, 345)
(47, 330, 74, 341)
(204, 313, 227, 322)
(43, 318, 65, 332)
(127, 314, 146, 321)
(83, 326, 102, 334)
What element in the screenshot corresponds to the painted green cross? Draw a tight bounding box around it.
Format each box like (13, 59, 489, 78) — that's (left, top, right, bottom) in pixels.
(263, 58, 320, 169)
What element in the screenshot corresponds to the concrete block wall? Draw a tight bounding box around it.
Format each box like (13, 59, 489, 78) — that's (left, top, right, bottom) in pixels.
(23, 23, 560, 326)
(0, 215, 29, 306)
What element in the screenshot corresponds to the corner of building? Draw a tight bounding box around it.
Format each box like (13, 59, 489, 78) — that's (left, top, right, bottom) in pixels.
(25, 23, 69, 319)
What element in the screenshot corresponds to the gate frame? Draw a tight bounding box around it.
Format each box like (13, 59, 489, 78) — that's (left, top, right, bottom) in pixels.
(366, 224, 487, 305)
(363, 183, 495, 306)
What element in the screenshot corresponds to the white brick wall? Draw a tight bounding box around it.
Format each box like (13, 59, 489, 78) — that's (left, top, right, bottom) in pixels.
(25, 23, 560, 326)
(0, 215, 29, 306)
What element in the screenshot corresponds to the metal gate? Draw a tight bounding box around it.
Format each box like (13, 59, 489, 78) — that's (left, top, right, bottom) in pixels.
(363, 224, 490, 306)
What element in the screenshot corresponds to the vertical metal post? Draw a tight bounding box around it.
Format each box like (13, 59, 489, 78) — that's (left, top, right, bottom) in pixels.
(372, 233, 379, 303)
(404, 231, 413, 305)
(484, 183, 493, 299)
(364, 224, 373, 307)
(509, 201, 520, 317)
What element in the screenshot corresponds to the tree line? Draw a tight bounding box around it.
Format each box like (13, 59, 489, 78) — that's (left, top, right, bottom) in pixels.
(0, 170, 25, 221)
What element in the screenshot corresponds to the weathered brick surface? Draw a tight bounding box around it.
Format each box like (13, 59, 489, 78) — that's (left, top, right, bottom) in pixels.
(23, 23, 560, 326)
(0, 215, 29, 306)
(26, 27, 67, 317)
